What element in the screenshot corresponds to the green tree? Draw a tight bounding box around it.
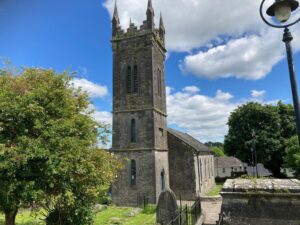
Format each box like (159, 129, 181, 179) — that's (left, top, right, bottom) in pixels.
(205, 141, 224, 149)
(285, 136, 300, 177)
(0, 67, 121, 225)
(212, 147, 226, 157)
(224, 102, 283, 177)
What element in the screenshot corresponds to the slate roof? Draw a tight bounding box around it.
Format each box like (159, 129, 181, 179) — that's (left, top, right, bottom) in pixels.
(167, 128, 212, 153)
(214, 157, 243, 168)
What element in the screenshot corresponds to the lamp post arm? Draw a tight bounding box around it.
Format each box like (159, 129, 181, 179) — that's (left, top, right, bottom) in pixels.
(283, 28, 300, 146)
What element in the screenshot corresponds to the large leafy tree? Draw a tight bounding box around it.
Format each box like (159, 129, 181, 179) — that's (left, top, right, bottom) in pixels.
(224, 102, 284, 177)
(212, 147, 226, 157)
(0, 68, 121, 225)
(285, 136, 300, 177)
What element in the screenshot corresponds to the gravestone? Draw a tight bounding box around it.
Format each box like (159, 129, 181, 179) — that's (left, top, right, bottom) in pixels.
(156, 189, 179, 225)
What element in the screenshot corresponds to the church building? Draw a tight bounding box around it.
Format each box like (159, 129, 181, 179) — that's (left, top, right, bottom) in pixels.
(111, 0, 215, 206)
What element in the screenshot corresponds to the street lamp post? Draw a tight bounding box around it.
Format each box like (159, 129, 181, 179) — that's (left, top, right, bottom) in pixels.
(260, 0, 300, 146)
(251, 130, 259, 177)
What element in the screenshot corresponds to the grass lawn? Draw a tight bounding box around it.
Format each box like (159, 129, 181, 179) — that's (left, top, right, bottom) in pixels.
(0, 206, 156, 225)
(207, 182, 224, 196)
(0, 210, 44, 225)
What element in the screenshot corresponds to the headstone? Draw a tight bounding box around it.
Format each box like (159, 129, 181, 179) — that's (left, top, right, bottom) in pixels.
(156, 189, 179, 225)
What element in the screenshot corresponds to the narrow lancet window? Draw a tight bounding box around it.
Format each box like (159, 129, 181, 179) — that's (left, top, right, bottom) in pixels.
(131, 119, 136, 143)
(130, 160, 136, 186)
(133, 65, 138, 93)
(127, 66, 132, 94)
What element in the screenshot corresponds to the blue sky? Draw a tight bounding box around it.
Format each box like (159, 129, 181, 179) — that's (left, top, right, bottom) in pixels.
(1, 0, 300, 142)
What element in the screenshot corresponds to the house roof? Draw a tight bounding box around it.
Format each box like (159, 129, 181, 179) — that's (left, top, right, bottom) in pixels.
(214, 157, 243, 168)
(167, 128, 212, 153)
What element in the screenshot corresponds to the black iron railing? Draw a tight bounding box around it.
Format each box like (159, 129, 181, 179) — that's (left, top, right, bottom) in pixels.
(190, 197, 201, 225)
(217, 211, 223, 225)
(137, 193, 149, 209)
(165, 197, 202, 225)
(166, 205, 188, 225)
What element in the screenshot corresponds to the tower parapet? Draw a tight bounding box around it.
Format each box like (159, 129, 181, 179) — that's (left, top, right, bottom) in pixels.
(112, 0, 165, 49)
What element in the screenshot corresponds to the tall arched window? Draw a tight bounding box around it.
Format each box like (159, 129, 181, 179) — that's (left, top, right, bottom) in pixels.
(160, 169, 165, 191)
(157, 69, 162, 96)
(127, 66, 132, 94)
(131, 119, 136, 143)
(130, 160, 136, 186)
(133, 65, 138, 93)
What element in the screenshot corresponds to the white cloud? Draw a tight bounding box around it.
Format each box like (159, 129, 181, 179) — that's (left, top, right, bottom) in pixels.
(93, 110, 112, 125)
(103, 0, 263, 52)
(71, 78, 108, 98)
(88, 104, 112, 125)
(251, 90, 266, 99)
(182, 86, 200, 94)
(180, 29, 290, 80)
(103, 0, 300, 80)
(167, 86, 237, 142)
(215, 90, 233, 101)
(167, 86, 280, 142)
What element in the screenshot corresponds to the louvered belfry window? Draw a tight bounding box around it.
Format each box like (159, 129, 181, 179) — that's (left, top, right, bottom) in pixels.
(127, 66, 132, 94)
(133, 65, 138, 93)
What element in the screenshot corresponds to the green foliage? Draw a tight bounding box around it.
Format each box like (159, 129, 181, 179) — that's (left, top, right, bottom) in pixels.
(141, 205, 156, 214)
(224, 102, 296, 177)
(205, 141, 224, 149)
(0, 206, 157, 225)
(94, 207, 156, 225)
(0, 67, 122, 225)
(207, 183, 224, 196)
(98, 194, 112, 206)
(285, 136, 300, 177)
(212, 147, 225, 157)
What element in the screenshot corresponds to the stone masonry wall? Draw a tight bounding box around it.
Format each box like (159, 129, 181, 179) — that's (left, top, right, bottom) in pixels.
(111, 9, 168, 206)
(220, 179, 300, 225)
(168, 133, 215, 200)
(112, 150, 156, 206)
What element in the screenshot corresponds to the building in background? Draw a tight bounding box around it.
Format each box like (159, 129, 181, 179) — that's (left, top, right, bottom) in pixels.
(214, 157, 245, 180)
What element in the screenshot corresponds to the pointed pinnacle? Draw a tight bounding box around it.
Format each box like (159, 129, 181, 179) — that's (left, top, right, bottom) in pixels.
(159, 13, 164, 28)
(113, 0, 119, 22)
(147, 0, 154, 12)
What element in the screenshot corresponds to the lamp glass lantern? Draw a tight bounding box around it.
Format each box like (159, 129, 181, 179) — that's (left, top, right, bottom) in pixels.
(266, 0, 299, 23)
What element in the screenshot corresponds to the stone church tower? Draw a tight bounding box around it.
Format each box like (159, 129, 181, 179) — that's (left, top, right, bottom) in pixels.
(111, 0, 169, 206)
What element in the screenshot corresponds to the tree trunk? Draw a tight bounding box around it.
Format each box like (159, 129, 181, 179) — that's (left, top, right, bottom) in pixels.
(5, 209, 18, 225)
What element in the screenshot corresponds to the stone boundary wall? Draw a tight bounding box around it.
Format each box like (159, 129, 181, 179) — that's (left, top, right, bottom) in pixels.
(220, 179, 300, 225)
(200, 196, 222, 202)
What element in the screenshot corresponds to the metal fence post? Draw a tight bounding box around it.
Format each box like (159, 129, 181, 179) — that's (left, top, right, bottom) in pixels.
(185, 205, 188, 225)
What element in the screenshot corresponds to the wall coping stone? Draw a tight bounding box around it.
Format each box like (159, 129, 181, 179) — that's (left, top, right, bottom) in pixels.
(221, 178, 300, 194)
